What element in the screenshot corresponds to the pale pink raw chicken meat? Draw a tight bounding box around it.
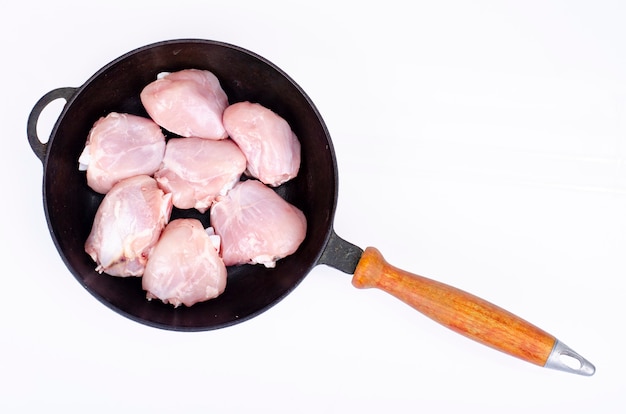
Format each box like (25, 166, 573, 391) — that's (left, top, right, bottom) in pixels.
(85, 175, 173, 277)
(210, 179, 307, 268)
(140, 69, 229, 140)
(142, 219, 227, 307)
(155, 137, 246, 213)
(223, 101, 301, 187)
(78, 112, 166, 194)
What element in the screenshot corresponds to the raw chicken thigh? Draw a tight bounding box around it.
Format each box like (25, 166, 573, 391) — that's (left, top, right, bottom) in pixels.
(85, 175, 173, 277)
(223, 101, 301, 187)
(210, 179, 307, 268)
(140, 69, 229, 140)
(78, 112, 166, 194)
(155, 137, 246, 213)
(143, 219, 227, 307)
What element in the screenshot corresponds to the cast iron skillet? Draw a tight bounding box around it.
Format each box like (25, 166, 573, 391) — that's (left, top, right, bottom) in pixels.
(27, 39, 593, 375)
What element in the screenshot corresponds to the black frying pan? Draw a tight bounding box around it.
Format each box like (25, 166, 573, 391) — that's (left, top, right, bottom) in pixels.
(27, 39, 593, 375)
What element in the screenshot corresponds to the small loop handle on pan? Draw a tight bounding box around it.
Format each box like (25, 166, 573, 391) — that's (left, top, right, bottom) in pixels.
(27, 87, 77, 163)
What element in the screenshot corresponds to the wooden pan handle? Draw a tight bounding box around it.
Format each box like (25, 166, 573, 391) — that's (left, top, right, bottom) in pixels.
(352, 247, 593, 373)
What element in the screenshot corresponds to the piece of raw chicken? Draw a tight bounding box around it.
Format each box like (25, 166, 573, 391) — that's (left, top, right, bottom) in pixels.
(140, 69, 229, 140)
(78, 112, 166, 194)
(142, 219, 227, 307)
(223, 101, 301, 187)
(154, 137, 247, 213)
(85, 175, 173, 277)
(210, 179, 307, 268)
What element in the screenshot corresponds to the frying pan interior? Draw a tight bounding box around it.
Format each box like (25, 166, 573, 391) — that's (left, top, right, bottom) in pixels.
(33, 40, 338, 330)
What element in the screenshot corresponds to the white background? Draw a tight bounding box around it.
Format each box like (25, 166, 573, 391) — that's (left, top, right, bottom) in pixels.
(2, 1, 625, 412)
